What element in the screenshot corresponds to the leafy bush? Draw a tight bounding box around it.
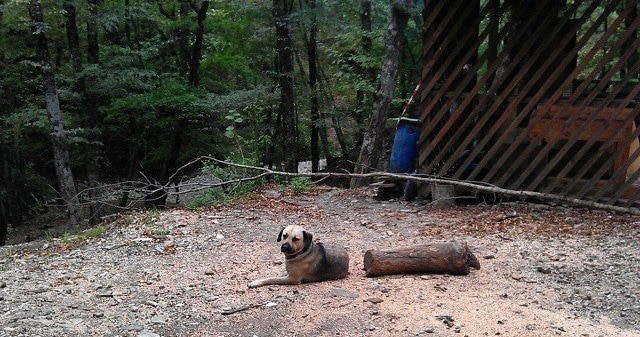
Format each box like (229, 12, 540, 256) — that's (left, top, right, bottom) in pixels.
(288, 177, 315, 194)
(187, 158, 266, 208)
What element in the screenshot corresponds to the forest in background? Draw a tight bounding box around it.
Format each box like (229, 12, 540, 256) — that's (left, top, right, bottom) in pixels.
(0, 0, 424, 244)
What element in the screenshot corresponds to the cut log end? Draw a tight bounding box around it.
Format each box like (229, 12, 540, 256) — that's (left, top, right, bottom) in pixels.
(363, 242, 480, 278)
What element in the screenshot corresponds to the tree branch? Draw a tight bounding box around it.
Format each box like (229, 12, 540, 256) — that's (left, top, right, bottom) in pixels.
(65, 156, 640, 217)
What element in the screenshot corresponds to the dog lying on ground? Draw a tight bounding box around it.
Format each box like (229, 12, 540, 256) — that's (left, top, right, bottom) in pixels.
(248, 225, 349, 288)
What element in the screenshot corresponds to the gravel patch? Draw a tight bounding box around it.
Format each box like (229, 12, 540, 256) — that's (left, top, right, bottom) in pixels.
(0, 187, 639, 336)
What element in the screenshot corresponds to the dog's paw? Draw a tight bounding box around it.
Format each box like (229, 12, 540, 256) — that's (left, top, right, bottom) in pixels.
(247, 280, 262, 289)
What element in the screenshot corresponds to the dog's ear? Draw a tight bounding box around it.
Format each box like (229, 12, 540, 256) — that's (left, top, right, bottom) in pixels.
(303, 230, 313, 243)
(277, 227, 285, 242)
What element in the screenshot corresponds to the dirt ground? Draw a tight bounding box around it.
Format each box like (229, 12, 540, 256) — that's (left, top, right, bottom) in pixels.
(1, 186, 639, 337)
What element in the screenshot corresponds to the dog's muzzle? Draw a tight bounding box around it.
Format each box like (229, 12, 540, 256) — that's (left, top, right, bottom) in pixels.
(281, 243, 293, 254)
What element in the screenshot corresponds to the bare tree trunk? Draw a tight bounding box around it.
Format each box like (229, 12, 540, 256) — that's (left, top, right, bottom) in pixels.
(351, 0, 413, 187)
(189, 0, 209, 86)
(0, 129, 8, 245)
(355, 0, 373, 139)
(274, 0, 297, 172)
(63, 3, 82, 73)
(86, 0, 100, 129)
(306, 0, 320, 172)
(29, 0, 80, 226)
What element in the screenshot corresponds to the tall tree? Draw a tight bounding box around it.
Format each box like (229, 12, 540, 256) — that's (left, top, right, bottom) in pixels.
(86, 0, 100, 129)
(306, 0, 320, 172)
(355, 0, 373, 130)
(146, 0, 210, 208)
(63, 1, 82, 73)
(158, 0, 210, 86)
(274, 0, 297, 172)
(29, 0, 81, 225)
(351, 0, 413, 187)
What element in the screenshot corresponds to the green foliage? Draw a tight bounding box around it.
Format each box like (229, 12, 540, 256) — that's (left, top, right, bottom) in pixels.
(0, 0, 430, 243)
(287, 177, 315, 194)
(61, 225, 107, 244)
(187, 158, 265, 208)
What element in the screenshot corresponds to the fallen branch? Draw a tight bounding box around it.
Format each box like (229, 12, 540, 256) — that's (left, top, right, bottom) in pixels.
(194, 156, 640, 216)
(69, 156, 640, 216)
(220, 302, 263, 315)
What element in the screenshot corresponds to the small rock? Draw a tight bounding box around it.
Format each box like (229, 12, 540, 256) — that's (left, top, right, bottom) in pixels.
(423, 327, 435, 334)
(59, 318, 83, 329)
(453, 326, 461, 333)
(264, 301, 278, 308)
(369, 325, 376, 331)
(138, 330, 161, 337)
(124, 323, 145, 331)
(0, 281, 6, 288)
(483, 255, 495, 259)
(436, 314, 455, 328)
(510, 273, 525, 281)
(205, 296, 220, 302)
(370, 310, 379, 316)
(434, 284, 447, 292)
(364, 297, 383, 304)
(215, 234, 225, 240)
(93, 312, 104, 318)
(97, 291, 113, 298)
(35, 317, 54, 326)
(204, 270, 215, 276)
(145, 300, 159, 307)
(537, 266, 552, 274)
(151, 314, 168, 324)
(326, 288, 358, 299)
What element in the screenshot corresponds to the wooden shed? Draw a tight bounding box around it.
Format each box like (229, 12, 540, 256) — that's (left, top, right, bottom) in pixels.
(418, 0, 640, 208)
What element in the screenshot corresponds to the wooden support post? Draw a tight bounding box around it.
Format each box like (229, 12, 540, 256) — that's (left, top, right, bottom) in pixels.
(363, 242, 480, 277)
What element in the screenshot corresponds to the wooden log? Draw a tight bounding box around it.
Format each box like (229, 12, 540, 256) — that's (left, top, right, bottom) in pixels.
(363, 242, 480, 277)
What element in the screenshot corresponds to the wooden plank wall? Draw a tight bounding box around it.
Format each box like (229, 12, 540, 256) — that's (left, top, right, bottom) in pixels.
(419, 0, 640, 208)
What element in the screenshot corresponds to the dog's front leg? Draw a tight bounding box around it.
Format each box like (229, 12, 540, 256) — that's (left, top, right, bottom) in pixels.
(248, 276, 300, 288)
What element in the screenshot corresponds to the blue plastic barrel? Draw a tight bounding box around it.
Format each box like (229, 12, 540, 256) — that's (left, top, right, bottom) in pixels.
(389, 118, 420, 173)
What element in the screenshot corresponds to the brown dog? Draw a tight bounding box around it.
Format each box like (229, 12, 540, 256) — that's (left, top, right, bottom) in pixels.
(248, 225, 349, 288)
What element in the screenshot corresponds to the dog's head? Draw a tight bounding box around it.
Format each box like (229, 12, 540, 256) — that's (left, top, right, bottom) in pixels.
(277, 225, 313, 256)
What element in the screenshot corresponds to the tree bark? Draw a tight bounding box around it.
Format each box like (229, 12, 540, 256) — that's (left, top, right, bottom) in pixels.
(189, 0, 209, 86)
(158, 0, 209, 86)
(86, 0, 99, 64)
(274, 0, 297, 172)
(351, 1, 412, 187)
(63, 3, 82, 73)
(86, 0, 100, 129)
(306, 0, 320, 172)
(363, 242, 481, 277)
(29, 0, 80, 226)
(0, 129, 8, 245)
(355, 0, 373, 135)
